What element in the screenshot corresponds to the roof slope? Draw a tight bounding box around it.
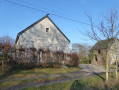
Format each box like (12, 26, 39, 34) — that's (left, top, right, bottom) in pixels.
(91, 40, 107, 50)
(91, 38, 118, 50)
(15, 14, 70, 43)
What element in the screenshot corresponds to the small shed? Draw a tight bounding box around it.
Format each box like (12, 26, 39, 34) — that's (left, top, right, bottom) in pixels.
(90, 38, 119, 65)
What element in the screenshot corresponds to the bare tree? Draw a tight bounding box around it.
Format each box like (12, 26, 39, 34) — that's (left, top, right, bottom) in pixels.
(84, 9, 119, 81)
(72, 43, 91, 61)
(0, 35, 14, 68)
(0, 35, 14, 46)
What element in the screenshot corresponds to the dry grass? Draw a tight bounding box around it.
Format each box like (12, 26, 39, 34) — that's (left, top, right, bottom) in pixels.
(0, 67, 81, 89)
(24, 72, 119, 90)
(0, 67, 81, 80)
(0, 75, 66, 89)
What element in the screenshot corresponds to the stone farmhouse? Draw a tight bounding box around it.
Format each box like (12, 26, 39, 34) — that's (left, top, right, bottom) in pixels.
(15, 14, 70, 53)
(90, 38, 119, 65)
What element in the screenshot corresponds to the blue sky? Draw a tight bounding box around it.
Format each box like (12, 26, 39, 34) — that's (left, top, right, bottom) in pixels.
(0, 0, 119, 46)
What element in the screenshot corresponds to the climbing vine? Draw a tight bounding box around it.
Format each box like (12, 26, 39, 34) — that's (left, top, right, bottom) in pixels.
(90, 50, 94, 63)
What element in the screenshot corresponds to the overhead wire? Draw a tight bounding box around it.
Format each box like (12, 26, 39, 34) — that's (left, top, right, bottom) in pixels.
(2, 0, 95, 45)
(3, 0, 90, 26)
(18, 0, 83, 18)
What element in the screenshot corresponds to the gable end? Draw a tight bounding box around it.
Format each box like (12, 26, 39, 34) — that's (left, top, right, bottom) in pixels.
(15, 14, 70, 44)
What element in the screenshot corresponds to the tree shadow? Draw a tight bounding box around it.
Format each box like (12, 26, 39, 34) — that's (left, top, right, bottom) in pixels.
(0, 67, 51, 81)
(0, 68, 23, 81)
(70, 72, 106, 90)
(70, 80, 84, 90)
(92, 72, 105, 81)
(70, 80, 101, 90)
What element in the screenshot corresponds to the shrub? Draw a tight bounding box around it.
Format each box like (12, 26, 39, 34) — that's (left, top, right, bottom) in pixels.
(1, 64, 11, 72)
(0, 57, 2, 66)
(90, 50, 94, 63)
(68, 53, 79, 67)
(80, 57, 89, 64)
(52, 63, 62, 68)
(1, 60, 62, 72)
(0, 47, 70, 71)
(17, 62, 36, 70)
(41, 63, 61, 68)
(1, 60, 37, 72)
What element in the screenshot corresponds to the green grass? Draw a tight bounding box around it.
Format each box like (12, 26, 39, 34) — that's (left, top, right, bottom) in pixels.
(0, 67, 81, 89)
(23, 81, 73, 90)
(1, 67, 119, 90)
(0, 76, 66, 88)
(0, 67, 81, 80)
(80, 58, 90, 64)
(24, 73, 119, 90)
(110, 66, 116, 69)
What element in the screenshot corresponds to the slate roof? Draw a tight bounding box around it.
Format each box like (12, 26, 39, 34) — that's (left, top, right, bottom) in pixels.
(91, 40, 108, 50)
(15, 14, 70, 43)
(91, 38, 118, 50)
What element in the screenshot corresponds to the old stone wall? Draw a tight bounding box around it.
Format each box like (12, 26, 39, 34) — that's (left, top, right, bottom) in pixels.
(92, 49, 106, 65)
(16, 17, 70, 53)
(109, 39, 119, 64)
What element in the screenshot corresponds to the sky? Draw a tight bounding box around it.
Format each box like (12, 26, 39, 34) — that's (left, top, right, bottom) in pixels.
(0, 0, 119, 47)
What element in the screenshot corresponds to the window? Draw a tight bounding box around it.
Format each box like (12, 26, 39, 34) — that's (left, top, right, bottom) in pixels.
(46, 28, 49, 32)
(95, 55, 98, 61)
(98, 50, 101, 54)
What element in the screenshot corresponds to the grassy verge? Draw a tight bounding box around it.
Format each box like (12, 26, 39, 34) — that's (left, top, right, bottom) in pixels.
(24, 73, 119, 90)
(0, 67, 81, 89)
(0, 76, 66, 89)
(0, 67, 81, 80)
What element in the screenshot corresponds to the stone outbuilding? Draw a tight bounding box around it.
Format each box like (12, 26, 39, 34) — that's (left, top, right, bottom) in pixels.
(90, 38, 119, 65)
(15, 14, 70, 53)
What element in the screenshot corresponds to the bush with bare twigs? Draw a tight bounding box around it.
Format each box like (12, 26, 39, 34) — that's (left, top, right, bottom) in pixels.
(68, 53, 79, 67)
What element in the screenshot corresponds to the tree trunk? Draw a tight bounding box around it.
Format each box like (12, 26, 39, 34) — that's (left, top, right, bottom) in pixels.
(115, 52, 118, 79)
(2, 53, 4, 69)
(106, 50, 109, 81)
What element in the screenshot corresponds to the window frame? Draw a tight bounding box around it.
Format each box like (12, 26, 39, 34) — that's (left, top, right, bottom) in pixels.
(46, 28, 49, 32)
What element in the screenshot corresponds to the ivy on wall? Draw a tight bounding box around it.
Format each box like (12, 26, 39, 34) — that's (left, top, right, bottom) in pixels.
(90, 50, 94, 63)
